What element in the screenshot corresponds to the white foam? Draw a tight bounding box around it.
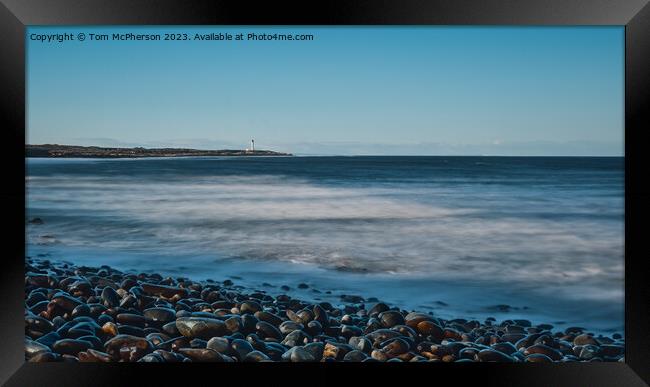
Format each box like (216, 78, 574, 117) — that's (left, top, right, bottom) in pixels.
(26, 173, 624, 296)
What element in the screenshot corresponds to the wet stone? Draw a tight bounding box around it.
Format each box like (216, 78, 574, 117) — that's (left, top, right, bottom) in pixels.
(206, 337, 230, 354)
(26, 273, 52, 288)
(265, 342, 287, 361)
(176, 317, 228, 340)
(71, 304, 91, 318)
(30, 301, 49, 315)
(381, 337, 410, 356)
(231, 339, 255, 359)
(459, 347, 480, 360)
(366, 329, 402, 344)
(240, 300, 262, 314)
(305, 320, 322, 336)
(25, 339, 52, 359)
(343, 350, 368, 362)
(178, 348, 224, 362)
(156, 349, 188, 362)
(281, 330, 310, 347)
(35, 331, 61, 348)
(78, 335, 103, 351)
(286, 346, 316, 362)
(369, 303, 390, 317)
(50, 294, 83, 313)
(116, 313, 145, 328)
(378, 311, 405, 328)
(526, 353, 554, 362)
(101, 287, 120, 308)
(534, 334, 559, 348)
(416, 320, 444, 340)
(52, 339, 92, 356)
(502, 333, 527, 344)
(190, 338, 208, 349)
(244, 350, 271, 362)
(104, 334, 154, 361)
(256, 321, 282, 340)
(505, 325, 526, 334)
(349, 336, 373, 353)
(137, 353, 165, 362)
(241, 314, 259, 334)
(224, 316, 242, 333)
(89, 304, 108, 318)
(341, 324, 363, 339)
(371, 349, 388, 362)
(477, 349, 515, 362)
(491, 342, 517, 355)
(579, 345, 600, 360)
(66, 326, 97, 340)
(79, 348, 113, 362)
(279, 321, 304, 335)
(143, 307, 176, 325)
(573, 333, 600, 346)
(29, 352, 61, 362)
(296, 310, 314, 324)
(255, 311, 283, 327)
(313, 305, 329, 327)
(26, 316, 54, 335)
(146, 333, 168, 347)
(141, 283, 188, 298)
(157, 322, 177, 337)
(303, 342, 324, 361)
(26, 292, 47, 307)
(524, 344, 563, 361)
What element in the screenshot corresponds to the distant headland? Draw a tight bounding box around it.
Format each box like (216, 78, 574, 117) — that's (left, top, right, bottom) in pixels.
(26, 144, 293, 158)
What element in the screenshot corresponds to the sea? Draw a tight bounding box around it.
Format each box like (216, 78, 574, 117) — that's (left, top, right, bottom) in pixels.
(26, 156, 625, 333)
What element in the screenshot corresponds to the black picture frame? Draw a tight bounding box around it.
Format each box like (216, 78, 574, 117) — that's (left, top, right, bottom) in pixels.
(1, 0, 648, 385)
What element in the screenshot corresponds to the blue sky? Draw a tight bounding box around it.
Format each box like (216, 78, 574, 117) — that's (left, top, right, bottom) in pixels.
(27, 26, 624, 155)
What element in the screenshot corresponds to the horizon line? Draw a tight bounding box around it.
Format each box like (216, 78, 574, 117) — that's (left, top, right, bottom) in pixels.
(26, 143, 623, 158)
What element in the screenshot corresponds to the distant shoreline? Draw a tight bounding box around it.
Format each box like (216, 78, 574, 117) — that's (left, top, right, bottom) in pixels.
(26, 144, 293, 158)
(25, 145, 623, 158)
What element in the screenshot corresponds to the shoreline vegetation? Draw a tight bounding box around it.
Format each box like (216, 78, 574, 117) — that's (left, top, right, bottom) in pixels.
(26, 144, 293, 158)
(25, 258, 625, 363)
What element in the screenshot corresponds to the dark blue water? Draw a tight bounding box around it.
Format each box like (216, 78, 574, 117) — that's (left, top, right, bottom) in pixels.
(26, 156, 624, 333)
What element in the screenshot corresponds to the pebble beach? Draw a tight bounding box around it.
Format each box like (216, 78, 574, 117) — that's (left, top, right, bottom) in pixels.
(25, 258, 625, 363)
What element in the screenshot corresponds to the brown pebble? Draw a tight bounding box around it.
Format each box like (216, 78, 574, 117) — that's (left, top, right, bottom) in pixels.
(524, 344, 563, 361)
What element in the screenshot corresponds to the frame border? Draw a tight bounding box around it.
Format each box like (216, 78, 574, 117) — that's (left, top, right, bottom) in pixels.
(1, 0, 648, 385)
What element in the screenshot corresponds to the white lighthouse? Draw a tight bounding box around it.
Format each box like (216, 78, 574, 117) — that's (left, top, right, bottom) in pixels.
(250, 139, 255, 152)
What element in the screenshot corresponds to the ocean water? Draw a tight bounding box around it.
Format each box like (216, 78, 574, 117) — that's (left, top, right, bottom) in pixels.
(26, 156, 624, 333)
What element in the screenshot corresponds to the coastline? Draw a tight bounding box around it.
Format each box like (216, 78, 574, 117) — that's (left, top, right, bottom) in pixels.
(25, 257, 625, 363)
(24, 243, 625, 335)
(26, 144, 293, 158)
